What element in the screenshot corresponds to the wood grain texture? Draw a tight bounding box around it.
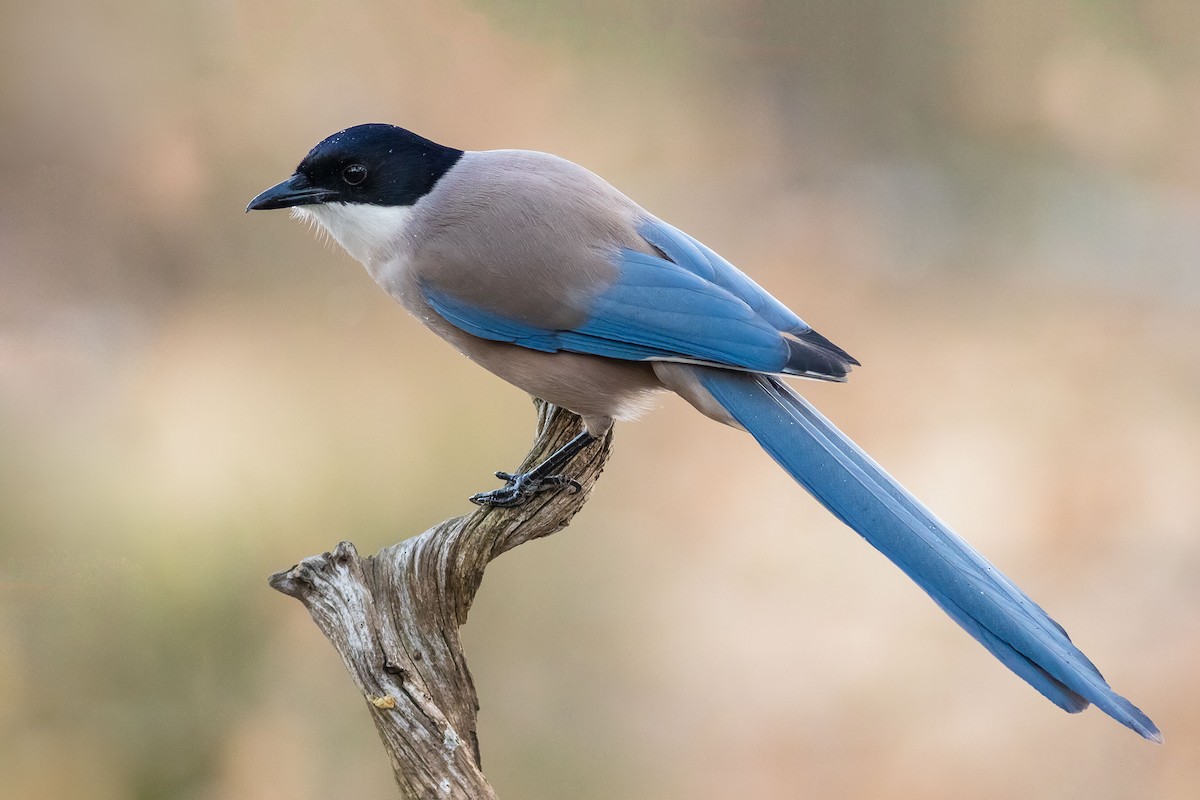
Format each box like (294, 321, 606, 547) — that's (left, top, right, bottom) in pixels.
(269, 401, 613, 799)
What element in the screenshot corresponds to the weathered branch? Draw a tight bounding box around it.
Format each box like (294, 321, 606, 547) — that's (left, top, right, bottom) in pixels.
(268, 401, 612, 799)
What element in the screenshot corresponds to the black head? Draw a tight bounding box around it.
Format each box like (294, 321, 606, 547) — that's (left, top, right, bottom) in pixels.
(247, 124, 463, 212)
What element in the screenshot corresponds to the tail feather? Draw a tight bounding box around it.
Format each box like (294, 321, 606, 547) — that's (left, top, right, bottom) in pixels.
(694, 367, 1160, 742)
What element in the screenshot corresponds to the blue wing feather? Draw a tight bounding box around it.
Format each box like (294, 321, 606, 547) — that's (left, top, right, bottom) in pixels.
(419, 288, 562, 353)
(638, 218, 808, 333)
(421, 217, 855, 379)
(571, 252, 791, 370)
(422, 251, 795, 372)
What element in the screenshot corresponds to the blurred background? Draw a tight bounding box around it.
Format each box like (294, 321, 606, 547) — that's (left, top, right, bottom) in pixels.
(2, 1, 1199, 798)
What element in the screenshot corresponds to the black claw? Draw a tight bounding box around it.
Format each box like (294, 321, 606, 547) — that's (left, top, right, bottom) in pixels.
(470, 471, 580, 508)
(470, 429, 599, 508)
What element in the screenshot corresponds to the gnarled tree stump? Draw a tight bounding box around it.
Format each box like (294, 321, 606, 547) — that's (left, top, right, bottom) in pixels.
(269, 401, 612, 799)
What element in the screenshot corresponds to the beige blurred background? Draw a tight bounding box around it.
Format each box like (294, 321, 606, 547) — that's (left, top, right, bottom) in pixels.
(2, 1, 1199, 798)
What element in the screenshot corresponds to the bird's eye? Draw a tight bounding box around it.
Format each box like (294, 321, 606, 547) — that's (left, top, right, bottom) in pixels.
(342, 164, 367, 185)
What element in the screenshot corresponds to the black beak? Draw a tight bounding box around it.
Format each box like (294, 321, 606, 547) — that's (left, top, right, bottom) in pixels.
(246, 173, 337, 212)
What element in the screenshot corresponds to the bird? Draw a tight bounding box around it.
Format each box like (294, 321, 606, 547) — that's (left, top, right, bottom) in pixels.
(248, 123, 1160, 742)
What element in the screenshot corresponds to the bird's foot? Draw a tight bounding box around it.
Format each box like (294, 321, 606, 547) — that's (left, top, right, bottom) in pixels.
(469, 470, 583, 507)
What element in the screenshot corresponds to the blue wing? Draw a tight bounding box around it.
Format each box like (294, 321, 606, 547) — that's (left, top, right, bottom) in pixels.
(422, 217, 858, 380)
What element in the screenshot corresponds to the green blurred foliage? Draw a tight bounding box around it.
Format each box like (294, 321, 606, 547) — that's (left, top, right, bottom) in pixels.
(2, 1, 1199, 798)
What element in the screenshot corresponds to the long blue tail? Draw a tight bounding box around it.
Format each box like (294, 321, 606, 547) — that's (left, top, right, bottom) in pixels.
(694, 367, 1160, 742)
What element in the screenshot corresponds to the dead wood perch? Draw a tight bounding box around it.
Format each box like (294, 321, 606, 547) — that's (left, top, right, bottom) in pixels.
(268, 400, 613, 799)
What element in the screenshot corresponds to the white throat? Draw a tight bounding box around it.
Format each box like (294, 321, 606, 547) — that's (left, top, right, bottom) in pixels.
(293, 202, 414, 268)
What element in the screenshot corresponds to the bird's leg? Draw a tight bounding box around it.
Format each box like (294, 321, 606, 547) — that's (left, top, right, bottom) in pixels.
(470, 430, 598, 507)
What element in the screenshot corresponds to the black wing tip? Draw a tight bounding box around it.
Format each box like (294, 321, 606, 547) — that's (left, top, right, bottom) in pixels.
(795, 327, 860, 366)
(783, 328, 860, 380)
